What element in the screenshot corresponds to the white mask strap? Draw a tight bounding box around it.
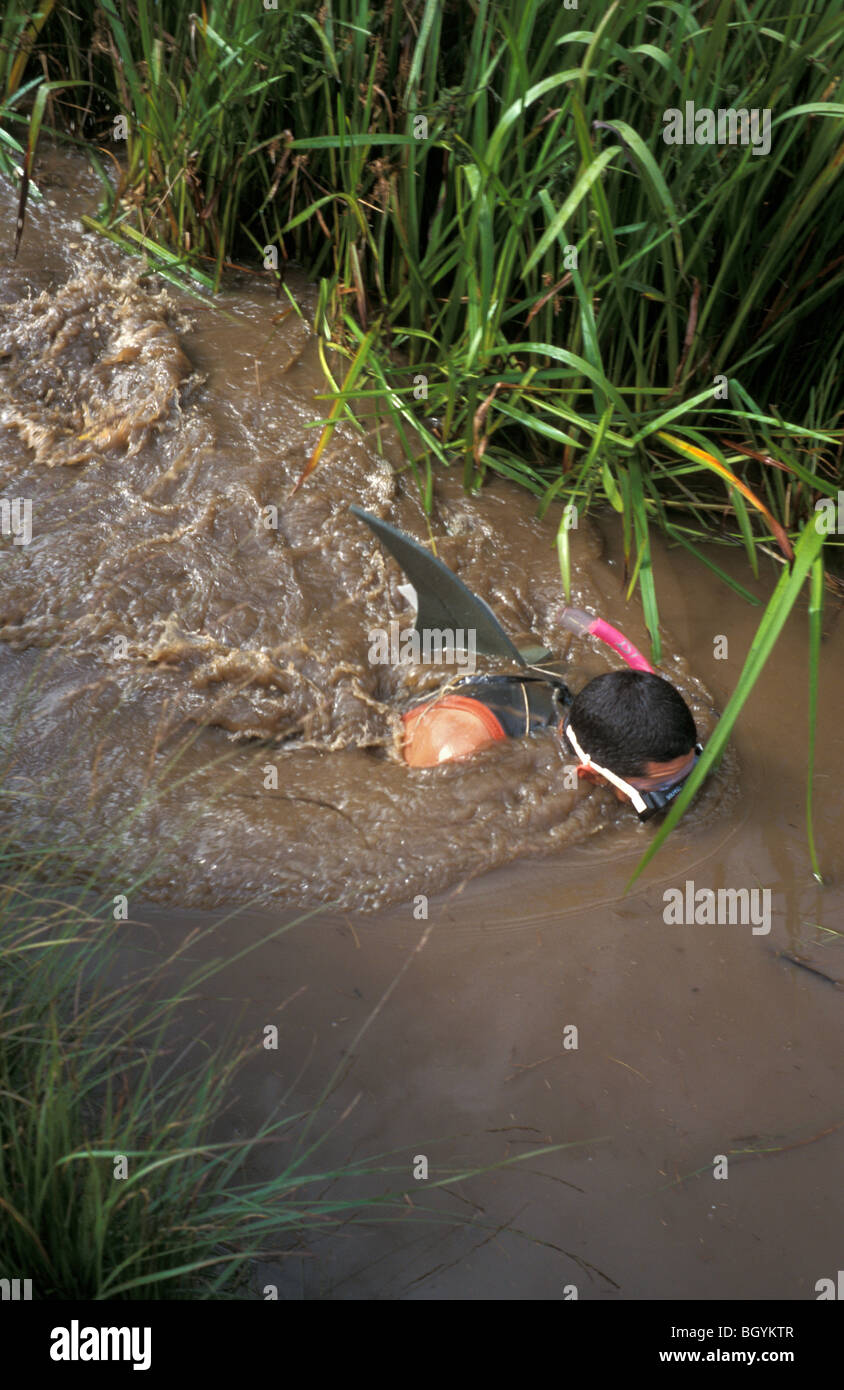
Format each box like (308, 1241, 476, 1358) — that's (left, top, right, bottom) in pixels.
(564, 720, 648, 815)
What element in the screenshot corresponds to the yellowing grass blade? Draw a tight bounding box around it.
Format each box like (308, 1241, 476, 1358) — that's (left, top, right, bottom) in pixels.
(6, 0, 57, 99)
(656, 431, 794, 562)
(290, 321, 379, 495)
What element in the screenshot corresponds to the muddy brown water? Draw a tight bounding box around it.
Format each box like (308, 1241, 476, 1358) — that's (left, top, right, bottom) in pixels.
(1, 151, 842, 1299)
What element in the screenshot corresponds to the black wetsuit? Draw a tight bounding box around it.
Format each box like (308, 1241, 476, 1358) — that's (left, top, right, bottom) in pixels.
(410, 663, 572, 740)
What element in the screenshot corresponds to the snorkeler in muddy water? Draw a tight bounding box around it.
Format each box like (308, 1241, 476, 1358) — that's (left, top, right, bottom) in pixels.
(352, 507, 704, 822)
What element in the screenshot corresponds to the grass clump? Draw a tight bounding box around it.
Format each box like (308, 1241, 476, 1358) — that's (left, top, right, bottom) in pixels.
(1, 2, 842, 589)
(0, 705, 432, 1302)
(0, 863, 396, 1298)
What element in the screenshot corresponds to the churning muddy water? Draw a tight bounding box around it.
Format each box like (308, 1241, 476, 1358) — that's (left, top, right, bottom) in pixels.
(2, 151, 842, 1299)
(0, 150, 724, 912)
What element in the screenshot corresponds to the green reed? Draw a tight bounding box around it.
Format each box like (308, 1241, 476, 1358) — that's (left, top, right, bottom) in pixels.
(7, 4, 841, 559)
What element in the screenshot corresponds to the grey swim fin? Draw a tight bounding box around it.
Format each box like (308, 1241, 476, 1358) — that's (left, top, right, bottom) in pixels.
(351, 506, 551, 667)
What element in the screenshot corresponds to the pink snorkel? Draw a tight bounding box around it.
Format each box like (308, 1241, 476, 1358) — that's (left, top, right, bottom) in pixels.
(558, 606, 655, 673)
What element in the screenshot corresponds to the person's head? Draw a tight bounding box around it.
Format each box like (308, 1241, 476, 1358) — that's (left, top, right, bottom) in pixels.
(564, 670, 700, 819)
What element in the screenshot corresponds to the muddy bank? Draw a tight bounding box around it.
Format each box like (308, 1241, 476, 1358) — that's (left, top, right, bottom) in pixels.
(1, 150, 723, 910)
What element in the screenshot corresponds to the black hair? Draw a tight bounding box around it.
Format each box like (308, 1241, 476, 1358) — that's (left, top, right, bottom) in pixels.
(567, 671, 697, 778)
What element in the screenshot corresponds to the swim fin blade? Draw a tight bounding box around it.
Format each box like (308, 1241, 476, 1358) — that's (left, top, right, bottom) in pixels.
(350, 505, 531, 666)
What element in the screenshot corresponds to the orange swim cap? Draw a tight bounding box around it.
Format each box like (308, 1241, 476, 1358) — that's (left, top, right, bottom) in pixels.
(401, 694, 507, 768)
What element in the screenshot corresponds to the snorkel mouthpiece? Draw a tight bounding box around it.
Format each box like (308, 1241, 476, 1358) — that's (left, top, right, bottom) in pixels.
(557, 606, 595, 638)
(634, 757, 701, 821)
